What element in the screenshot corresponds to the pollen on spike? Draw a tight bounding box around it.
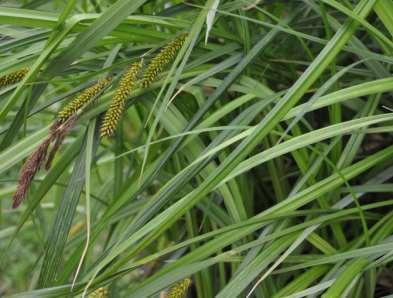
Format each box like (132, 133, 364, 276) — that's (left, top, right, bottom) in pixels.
(165, 278, 192, 298)
(141, 33, 187, 88)
(58, 77, 112, 122)
(0, 67, 29, 88)
(100, 60, 142, 138)
(88, 287, 108, 298)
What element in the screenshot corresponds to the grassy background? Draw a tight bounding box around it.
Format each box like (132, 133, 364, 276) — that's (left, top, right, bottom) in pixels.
(0, 0, 393, 297)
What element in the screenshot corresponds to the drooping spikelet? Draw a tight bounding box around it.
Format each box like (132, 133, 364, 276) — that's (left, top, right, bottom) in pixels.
(12, 115, 78, 208)
(165, 278, 192, 298)
(100, 61, 142, 137)
(141, 33, 187, 88)
(0, 67, 29, 88)
(88, 287, 108, 298)
(12, 138, 51, 208)
(45, 115, 78, 170)
(58, 77, 112, 122)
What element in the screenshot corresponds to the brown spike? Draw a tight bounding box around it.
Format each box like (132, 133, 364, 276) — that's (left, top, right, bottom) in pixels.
(12, 138, 51, 208)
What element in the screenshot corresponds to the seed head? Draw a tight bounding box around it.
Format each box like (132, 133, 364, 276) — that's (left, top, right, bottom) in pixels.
(88, 287, 108, 298)
(12, 115, 78, 208)
(141, 34, 187, 88)
(165, 278, 192, 298)
(100, 61, 142, 137)
(45, 115, 78, 170)
(12, 138, 51, 208)
(58, 77, 112, 122)
(0, 67, 29, 88)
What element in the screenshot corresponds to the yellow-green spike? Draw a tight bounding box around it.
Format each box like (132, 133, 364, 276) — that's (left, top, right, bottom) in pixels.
(166, 278, 192, 298)
(88, 287, 108, 298)
(58, 77, 112, 122)
(141, 33, 187, 88)
(100, 60, 142, 137)
(0, 67, 29, 88)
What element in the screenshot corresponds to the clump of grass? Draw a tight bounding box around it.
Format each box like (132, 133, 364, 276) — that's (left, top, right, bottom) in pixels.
(0, 67, 29, 88)
(58, 77, 112, 122)
(164, 278, 192, 298)
(4, 1, 393, 296)
(100, 60, 142, 137)
(141, 33, 187, 88)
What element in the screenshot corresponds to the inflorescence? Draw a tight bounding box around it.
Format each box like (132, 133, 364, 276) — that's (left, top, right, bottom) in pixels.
(0, 67, 29, 88)
(165, 278, 192, 298)
(58, 77, 112, 122)
(100, 61, 142, 137)
(141, 33, 187, 88)
(88, 287, 108, 298)
(12, 33, 188, 208)
(12, 115, 78, 208)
